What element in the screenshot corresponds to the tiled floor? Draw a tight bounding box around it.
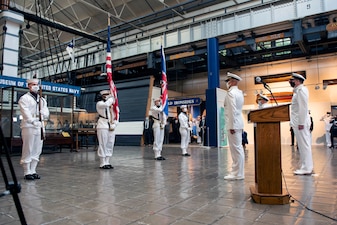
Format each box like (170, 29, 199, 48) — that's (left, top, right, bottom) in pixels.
(1, 144, 337, 225)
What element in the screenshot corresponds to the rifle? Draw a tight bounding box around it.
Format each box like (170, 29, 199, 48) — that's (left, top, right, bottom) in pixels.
(38, 83, 45, 140)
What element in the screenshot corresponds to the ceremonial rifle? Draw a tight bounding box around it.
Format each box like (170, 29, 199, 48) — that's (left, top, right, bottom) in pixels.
(38, 82, 45, 140)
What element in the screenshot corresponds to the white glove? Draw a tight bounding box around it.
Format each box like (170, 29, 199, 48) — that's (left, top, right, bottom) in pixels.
(110, 124, 116, 130)
(188, 127, 192, 131)
(32, 120, 42, 128)
(106, 97, 115, 106)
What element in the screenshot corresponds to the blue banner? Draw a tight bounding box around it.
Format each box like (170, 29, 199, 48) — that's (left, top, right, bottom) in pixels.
(0, 75, 81, 96)
(168, 97, 201, 106)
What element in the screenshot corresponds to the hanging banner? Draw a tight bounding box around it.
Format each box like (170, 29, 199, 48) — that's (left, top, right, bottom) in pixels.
(0, 75, 81, 96)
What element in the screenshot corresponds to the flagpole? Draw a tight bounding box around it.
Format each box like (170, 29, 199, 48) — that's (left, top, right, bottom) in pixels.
(106, 13, 120, 123)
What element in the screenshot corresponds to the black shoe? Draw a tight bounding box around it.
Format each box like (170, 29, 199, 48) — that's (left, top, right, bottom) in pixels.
(106, 165, 114, 169)
(182, 153, 191, 156)
(32, 173, 41, 179)
(100, 165, 110, 169)
(24, 174, 34, 180)
(155, 156, 165, 160)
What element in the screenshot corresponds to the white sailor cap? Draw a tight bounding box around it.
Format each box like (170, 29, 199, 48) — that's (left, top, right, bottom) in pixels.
(226, 72, 242, 81)
(180, 105, 187, 109)
(291, 73, 306, 81)
(100, 90, 110, 95)
(258, 93, 269, 101)
(153, 97, 161, 102)
(27, 78, 39, 84)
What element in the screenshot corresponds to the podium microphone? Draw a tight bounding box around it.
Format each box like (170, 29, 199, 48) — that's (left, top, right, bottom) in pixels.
(255, 76, 270, 89)
(255, 76, 278, 106)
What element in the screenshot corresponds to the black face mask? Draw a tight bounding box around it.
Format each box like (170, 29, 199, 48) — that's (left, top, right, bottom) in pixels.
(289, 81, 295, 87)
(156, 105, 160, 108)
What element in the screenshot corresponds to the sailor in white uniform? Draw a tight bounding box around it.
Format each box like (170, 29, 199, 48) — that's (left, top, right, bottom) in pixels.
(18, 78, 49, 180)
(96, 90, 117, 169)
(178, 105, 191, 156)
(289, 73, 313, 175)
(223, 72, 245, 180)
(151, 98, 166, 160)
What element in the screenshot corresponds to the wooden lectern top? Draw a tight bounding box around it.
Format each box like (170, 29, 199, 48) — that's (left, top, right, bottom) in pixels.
(248, 104, 290, 123)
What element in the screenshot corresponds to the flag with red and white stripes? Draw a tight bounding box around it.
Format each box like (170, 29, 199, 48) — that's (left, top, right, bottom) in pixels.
(106, 19, 119, 121)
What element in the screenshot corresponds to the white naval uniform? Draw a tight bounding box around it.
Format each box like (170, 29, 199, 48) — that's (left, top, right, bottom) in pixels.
(151, 105, 165, 158)
(178, 112, 190, 155)
(224, 86, 245, 178)
(96, 97, 117, 167)
(290, 84, 313, 173)
(18, 92, 49, 176)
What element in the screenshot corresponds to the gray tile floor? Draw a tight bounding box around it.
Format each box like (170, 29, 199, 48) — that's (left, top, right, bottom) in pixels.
(1, 144, 337, 225)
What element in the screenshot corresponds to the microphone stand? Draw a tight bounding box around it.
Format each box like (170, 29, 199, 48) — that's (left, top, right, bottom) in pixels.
(263, 84, 278, 106)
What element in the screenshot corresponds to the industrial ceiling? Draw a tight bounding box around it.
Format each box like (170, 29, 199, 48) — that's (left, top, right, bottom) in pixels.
(5, 0, 337, 85)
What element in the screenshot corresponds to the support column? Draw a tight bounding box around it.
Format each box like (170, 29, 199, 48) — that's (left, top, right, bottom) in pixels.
(205, 37, 220, 147)
(0, 10, 24, 77)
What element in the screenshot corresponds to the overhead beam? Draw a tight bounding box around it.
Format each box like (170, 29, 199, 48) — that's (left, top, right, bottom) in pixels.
(9, 6, 106, 43)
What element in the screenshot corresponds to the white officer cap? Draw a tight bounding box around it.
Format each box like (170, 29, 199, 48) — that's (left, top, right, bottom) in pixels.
(226, 72, 242, 81)
(100, 90, 110, 95)
(291, 73, 306, 81)
(27, 78, 39, 84)
(258, 93, 269, 101)
(180, 105, 187, 109)
(153, 97, 161, 102)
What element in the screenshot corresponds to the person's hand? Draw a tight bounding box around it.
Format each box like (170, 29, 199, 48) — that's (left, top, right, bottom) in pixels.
(110, 124, 116, 130)
(32, 120, 42, 128)
(230, 129, 235, 134)
(106, 97, 115, 106)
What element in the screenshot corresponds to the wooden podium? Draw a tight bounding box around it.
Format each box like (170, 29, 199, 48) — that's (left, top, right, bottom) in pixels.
(248, 104, 290, 205)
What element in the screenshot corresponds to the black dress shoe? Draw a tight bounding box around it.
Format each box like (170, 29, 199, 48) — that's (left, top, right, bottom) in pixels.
(32, 173, 41, 179)
(106, 165, 114, 169)
(155, 156, 165, 160)
(24, 174, 34, 180)
(182, 153, 191, 156)
(100, 165, 110, 169)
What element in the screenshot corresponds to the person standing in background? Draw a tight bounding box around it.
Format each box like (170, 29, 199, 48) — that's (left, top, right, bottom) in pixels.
(290, 126, 295, 146)
(289, 73, 313, 175)
(256, 93, 269, 109)
(96, 90, 117, 169)
(18, 78, 49, 180)
(151, 98, 166, 160)
(330, 118, 337, 149)
(178, 105, 191, 156)
(143, 116, 153, 146)
(223, 72, 245, 180)
(320, 112, 333, 147)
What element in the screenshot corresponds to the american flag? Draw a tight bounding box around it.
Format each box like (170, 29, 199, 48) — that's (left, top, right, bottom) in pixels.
(106, 20, 120, 121)
(160, 45, 168, 117)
